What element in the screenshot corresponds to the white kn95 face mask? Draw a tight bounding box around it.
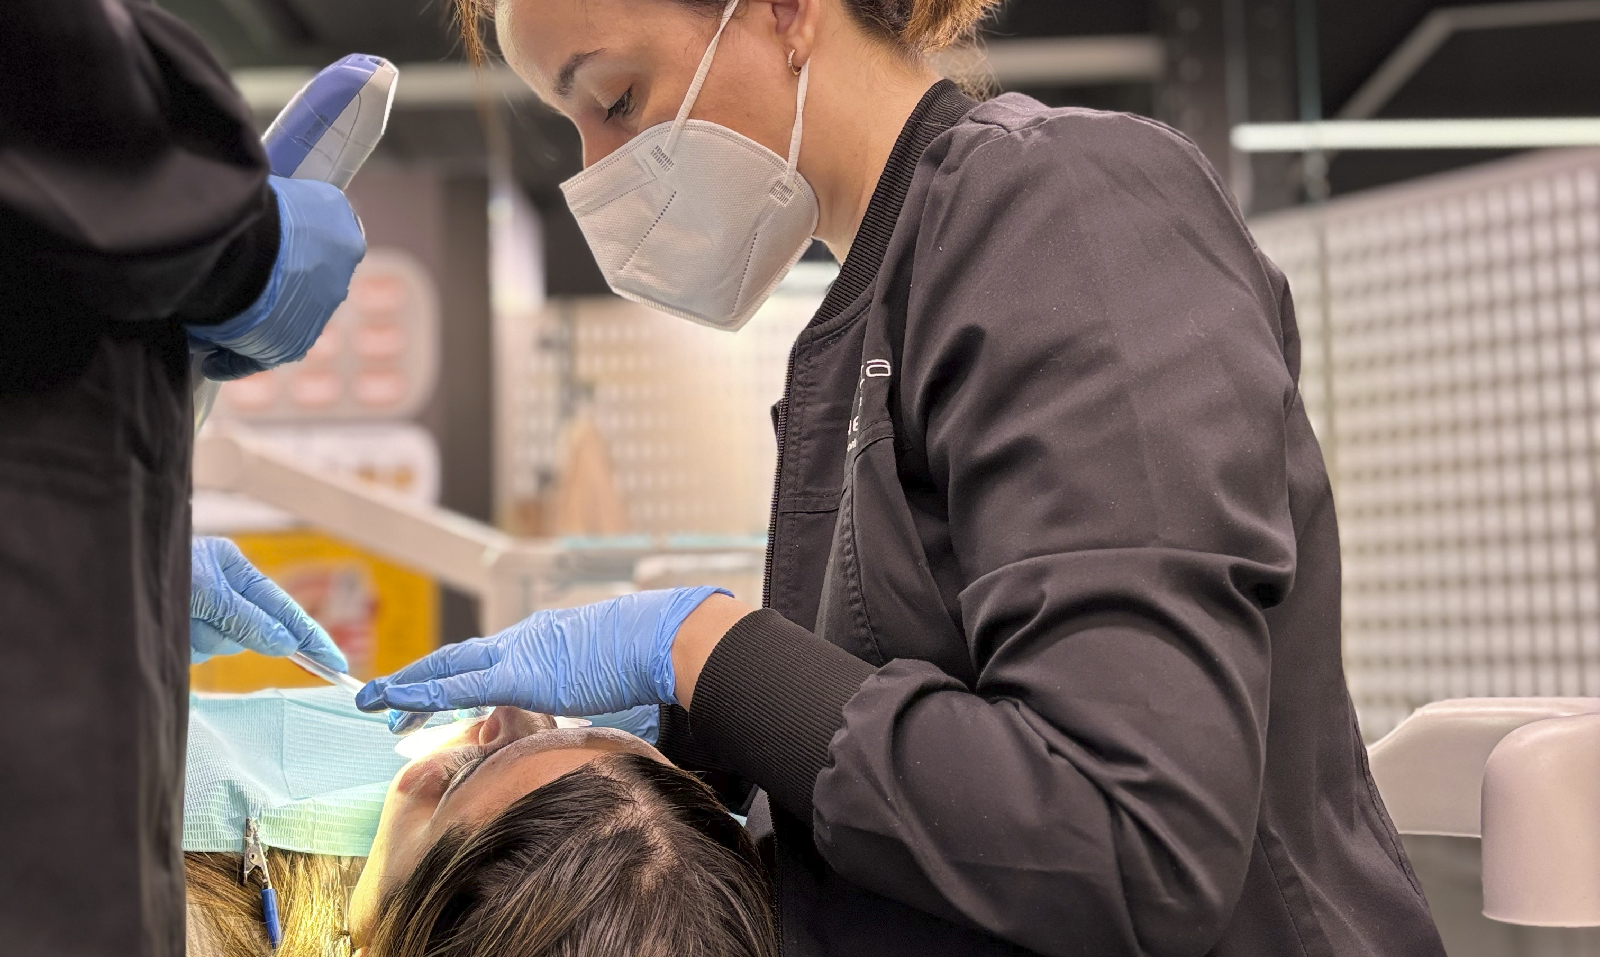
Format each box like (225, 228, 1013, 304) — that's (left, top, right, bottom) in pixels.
(560, 0, 818, 331)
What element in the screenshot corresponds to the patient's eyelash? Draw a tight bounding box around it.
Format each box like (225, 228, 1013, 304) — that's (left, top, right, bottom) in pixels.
(440, 746, 490, 796)
(605, 88, 634, 122)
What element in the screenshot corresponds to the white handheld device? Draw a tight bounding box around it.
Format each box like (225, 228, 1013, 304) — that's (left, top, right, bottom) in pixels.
(192, 54, 399, 430)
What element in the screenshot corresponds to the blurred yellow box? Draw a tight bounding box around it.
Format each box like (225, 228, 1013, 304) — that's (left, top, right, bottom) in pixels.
(190, 530, 437, 692)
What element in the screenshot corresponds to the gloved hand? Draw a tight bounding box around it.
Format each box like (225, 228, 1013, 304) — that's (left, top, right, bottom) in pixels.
(187, 175, 365, 381)
(356, 587, 729, 719)
(190, 537, 348, 671)
(585, 705, 661, 745)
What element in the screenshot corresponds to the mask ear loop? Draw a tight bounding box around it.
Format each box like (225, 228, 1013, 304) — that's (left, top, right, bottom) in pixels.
(665, 0, 742, 157)
(783, 60, 810, 189)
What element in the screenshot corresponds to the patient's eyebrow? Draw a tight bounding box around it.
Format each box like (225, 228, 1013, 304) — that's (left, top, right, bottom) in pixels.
(555, 50, 603, 98)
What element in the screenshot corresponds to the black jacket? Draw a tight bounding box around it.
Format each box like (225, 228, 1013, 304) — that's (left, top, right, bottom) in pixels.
(661, 82, 1446, 957)
(0, 0, 276, 389)
(0, 4, 270, 952)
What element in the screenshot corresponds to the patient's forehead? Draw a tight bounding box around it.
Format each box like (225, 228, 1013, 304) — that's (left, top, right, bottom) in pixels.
(440, 732, 663, 824)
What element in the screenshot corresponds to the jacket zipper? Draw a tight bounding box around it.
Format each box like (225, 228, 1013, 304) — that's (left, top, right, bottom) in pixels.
(763, 344, 798, 609)
(763, 349, 798, 957)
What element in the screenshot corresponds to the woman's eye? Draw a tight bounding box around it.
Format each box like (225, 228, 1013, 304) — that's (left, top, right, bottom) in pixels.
(605, 88, 634, 122)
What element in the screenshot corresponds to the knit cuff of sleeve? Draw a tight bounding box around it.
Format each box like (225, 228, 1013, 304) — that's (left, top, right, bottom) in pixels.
(657, 705, 735, 773)
(687, 608, 876, 821)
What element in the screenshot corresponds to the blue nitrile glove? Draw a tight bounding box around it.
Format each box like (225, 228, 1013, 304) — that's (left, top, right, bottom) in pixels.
(356, 587, 729, 719)
(586, 705, 661, 745)
(187, 176, 365, 381)
(190, 537, 348, 671)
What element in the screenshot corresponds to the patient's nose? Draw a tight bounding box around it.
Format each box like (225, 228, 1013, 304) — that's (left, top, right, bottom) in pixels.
(476, 708, 512, 748)
(475, 707, 557, 749)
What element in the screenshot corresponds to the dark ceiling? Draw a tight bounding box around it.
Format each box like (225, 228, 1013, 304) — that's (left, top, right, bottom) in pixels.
(158, 0, 1600, 209)
(162, 0, 1153, 67)
(1316, 3, 1600, 194)
(158, 0, 460, 66)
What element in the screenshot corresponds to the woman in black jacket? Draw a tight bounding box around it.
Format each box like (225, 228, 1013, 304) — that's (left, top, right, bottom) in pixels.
(358, 0, 1447, 954)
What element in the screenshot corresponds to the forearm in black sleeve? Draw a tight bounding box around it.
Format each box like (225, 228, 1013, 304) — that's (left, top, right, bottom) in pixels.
(685, 609, 876, 818)
(0, 0, 274, 329)
(663, 618, 874, 817)
(656, 704, 733, 773)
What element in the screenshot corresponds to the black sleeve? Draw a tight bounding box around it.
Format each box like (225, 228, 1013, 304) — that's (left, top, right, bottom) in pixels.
(688, 612, 875, 817)
(657, 704, 739, 772)
(0, 0, 277, 330)
(688, 111, 1300, 957)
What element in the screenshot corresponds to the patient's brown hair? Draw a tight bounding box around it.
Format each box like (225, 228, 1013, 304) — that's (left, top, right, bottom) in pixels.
(367, 751, 776, 957)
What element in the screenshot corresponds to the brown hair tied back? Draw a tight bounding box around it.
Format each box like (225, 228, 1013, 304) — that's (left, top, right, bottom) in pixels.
(454, 0, 1003, 64)
(455, 0, 491, 65)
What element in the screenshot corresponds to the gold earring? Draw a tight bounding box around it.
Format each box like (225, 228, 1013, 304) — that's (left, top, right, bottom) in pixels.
(788, 49, 802, 76)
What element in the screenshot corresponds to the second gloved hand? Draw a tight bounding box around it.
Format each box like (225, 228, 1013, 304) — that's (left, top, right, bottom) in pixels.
(188, 175, 365, 380)
(191, 537, 348, 671)
(356, 587, 728, 719)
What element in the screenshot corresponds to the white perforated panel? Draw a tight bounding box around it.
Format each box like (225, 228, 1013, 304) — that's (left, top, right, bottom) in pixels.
(1252, 149, 1600, 739)
(495, 265, 833, 538)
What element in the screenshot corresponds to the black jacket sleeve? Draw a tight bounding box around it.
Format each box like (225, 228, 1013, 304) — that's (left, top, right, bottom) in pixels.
(0, 0, 276, 331)
(690, 109, 1300, 957)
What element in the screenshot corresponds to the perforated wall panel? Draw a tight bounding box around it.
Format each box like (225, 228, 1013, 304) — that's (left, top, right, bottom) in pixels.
(494, 266, 831, 538)
(1252, 149, 1600, 739)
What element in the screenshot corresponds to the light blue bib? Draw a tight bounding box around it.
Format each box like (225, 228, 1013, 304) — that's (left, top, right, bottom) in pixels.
(184, 687, 410, 857)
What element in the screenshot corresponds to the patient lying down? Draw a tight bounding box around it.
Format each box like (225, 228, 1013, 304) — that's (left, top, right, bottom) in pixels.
(186, 707, 774, 957)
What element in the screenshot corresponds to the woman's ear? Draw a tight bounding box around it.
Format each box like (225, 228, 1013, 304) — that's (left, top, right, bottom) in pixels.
(760, 0, 819, 68)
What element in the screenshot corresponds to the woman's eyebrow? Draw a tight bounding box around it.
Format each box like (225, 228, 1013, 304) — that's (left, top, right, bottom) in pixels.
(555, 49, 603, 98)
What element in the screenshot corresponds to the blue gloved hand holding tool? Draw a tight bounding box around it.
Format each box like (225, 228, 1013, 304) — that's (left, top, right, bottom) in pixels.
(187, 175, 365, 380)
(356, 587, 729, 721)
(189, 54, 395, 397)
(190, 536, 348, 672)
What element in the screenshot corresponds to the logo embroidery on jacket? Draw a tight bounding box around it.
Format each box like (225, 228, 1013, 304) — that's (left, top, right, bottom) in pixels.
(848, 359, 893, 452)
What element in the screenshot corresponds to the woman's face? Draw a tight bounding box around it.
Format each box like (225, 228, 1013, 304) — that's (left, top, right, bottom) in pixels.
(498, 0, 799, 168)
(346, 707, 669, 950)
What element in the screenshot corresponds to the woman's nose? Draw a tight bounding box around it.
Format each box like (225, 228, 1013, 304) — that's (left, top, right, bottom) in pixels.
(581, 131, 629, 170)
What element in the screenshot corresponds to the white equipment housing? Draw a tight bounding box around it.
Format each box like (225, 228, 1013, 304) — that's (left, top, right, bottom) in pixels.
(1369, 698, 1600, 927)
